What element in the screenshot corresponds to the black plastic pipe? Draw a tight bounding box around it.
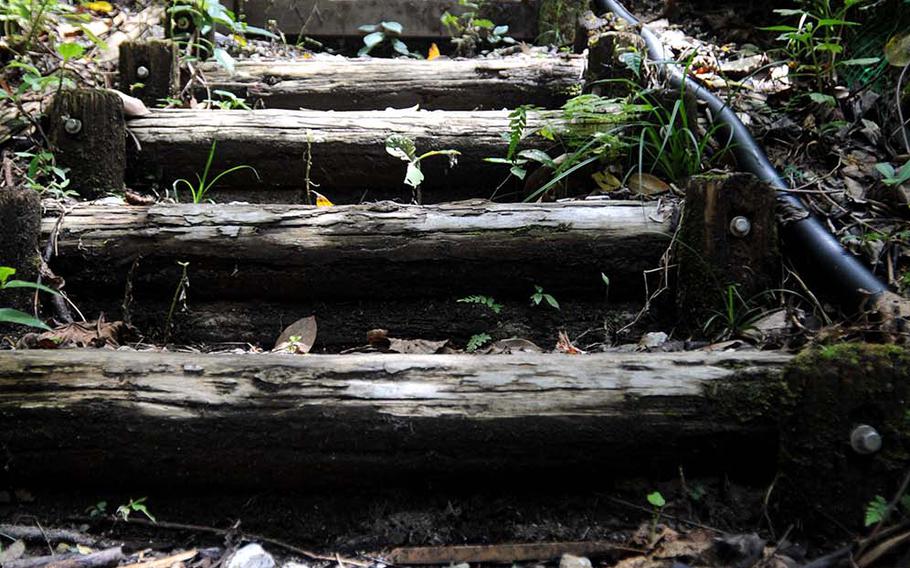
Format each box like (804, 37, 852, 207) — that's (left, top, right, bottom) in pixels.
(594, 0, 887, 311)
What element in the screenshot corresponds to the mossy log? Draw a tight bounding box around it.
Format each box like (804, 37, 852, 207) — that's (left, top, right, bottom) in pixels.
(118, 40, 179, 106)
(234, 0, 540, 40)
(43, 201, 672, 303)
(0, 349, 791, 489)
(124, 108, 564, 201)
(47, 90, 125, 199)
(199, 56, 584, 111)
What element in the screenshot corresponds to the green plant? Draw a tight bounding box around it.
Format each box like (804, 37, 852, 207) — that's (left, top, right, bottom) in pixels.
(204, 89, 251, 110)
(0, 266, 59, 329)
(875, 160, 910, 186)
(864, 494, 910, 526)
(458, 294, 503, 314)
(702, 284, 773, 342)
(86, 501, 108, 518)
(466, 332, 492, 352)
(646, 491, 666, 541)
(763, 0, 879, 90)
(484, 105, 548, 181)
(530, 285, 559, 310)
(385, 134, 460, 204)
(358, 21, 414, 57)
(167, 0, 276, 71)
(14, 150, 75, 198)
(116, 497, 156, 523)
(172, 140, 259, 203)
(441, 0, 514, 57)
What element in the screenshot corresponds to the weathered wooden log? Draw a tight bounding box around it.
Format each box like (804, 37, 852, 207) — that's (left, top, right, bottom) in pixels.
(44, 201, 673, 303)
(0, 349, 791, 488)
(234, 0, 540, 40)
(199, 56, 584, 111)
(47, 90, 125, 199)
(119, 40, 179, 106)
(125, 108, 563, 201)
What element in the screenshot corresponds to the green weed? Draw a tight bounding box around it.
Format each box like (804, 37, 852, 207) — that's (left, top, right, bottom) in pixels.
(441, 0, 514, 57)
(0, 266, 59, 330)
(385, 134, 460, 204)
(358, 21, 415, 57)
(172, 140, 259, 203)
(531, 285, 559, 310)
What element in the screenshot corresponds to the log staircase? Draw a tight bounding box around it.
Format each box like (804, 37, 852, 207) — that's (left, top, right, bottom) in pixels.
(0, 0, 797, 491)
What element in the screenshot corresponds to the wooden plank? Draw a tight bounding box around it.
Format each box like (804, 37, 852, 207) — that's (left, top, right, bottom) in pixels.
(125, 108, 564, 201)
(43, 201, 673, 302)
(199, 55, 584, 110)
(235, 0, 540, 40)
(0, 349, 791, 489)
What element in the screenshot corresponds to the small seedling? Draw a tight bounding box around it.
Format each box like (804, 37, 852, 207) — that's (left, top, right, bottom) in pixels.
(647, 491, 666, 541)
(875, 160, 910, 186)
(530, 285, 559, 310)
(601, 273, 610, 299)
(0, 266, 59, 329)
(116, 497, 156, 523)
(172, 140, 259, 203)
(441, 0, 514, 57)
(86, 500, 108, 518)
(205, 89, 251, 110)
(385, 134, 460, 204)
(358, 21, 414, 57)
(458, 294, 502, 314)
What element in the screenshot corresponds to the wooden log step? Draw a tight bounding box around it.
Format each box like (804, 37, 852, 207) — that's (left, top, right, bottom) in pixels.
(0, 349, 791, 489)
(234, 0, 540, 41)
(125, 108, 559, 201)
(198, 55, 584, 111)
(45, 201, 672, 304)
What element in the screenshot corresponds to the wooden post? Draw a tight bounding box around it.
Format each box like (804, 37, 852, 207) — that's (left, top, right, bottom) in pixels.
(47, 89, 125, 200)
(584, 31, 647, 97)
(537, 0, 587, 47)
(165, 2, 215, 60)
(119, 40, 178, 106)
(573, 9, 608, 54)
(675, 173, 780, 333)
(0, 186, 40, 318)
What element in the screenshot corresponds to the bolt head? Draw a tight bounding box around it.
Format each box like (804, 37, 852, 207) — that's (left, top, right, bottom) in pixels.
(729, 216, 751, 237)
(136, 65, 149, 79)
(63, 117, 82, 135)
(851, 424, 882, 455)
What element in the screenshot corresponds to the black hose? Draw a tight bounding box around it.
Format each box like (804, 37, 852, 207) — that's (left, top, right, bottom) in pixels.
(594, 0, 887, 311)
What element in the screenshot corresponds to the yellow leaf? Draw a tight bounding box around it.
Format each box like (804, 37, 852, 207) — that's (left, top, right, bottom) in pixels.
(232, 34, 247, 47)
(313, 191, 334, 207)
(592, 170, 621, 192)
(427, 42, 440, 60)
(76, 545, 93, 555)
(82, 1, 112, 12)
(885, 32, 910, 67)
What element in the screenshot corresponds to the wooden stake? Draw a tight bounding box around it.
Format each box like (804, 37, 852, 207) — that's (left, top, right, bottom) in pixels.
(675, 172, 780, 332)
(119, 40, 178, 106)
(0, 186, 40, 317)
(585, 31, 647, 97)
(47, 89, 125, 199)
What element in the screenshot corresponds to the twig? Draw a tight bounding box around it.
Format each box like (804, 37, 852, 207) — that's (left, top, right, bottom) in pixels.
(0, 524, 113, 548)
(896, 62, 910, 155)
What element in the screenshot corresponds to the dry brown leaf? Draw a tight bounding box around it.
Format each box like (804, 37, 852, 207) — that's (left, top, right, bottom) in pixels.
(388, 338, 449, 354)
(555, 330, 585, 354)
(486, 338, 542, 354)
(627, 173, 670, 196)
(273, 315, 317, 353)
(23, 319, 136, 349)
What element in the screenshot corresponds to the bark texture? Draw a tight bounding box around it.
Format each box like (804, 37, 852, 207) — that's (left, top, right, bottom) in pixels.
(0, 349, 790, 489)
(48, 90, 125, 198)
(200, 56, 584, 111)
(0, 188, 40, 316)
(124, 108, 561, 201)
(44, 201, 673, 302)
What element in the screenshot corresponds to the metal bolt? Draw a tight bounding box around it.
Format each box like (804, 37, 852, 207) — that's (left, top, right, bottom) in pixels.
(851, 424, 882, 455)
(729, 216, 751, 237)
(63, 117, 82, 135)
(136, 65, 149, 79)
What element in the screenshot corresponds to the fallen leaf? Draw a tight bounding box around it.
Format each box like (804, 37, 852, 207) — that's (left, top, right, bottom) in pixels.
(82, 1, 113, 12)
(593, 170, 621, 192)
(885, 32, 910, 67)
(312, 191, 334, 207)
(105, 89, 151, 117)
(367, 328, 391, 350)
(427, 42, 440, 60)
(627, 173, 670, 196)
(0, 540, 26, 564)
(125, 190, 156, 205)
(273, 315, 317, 353)
(19, 318, 137, 349)
(555, 330, 585, 354)
(76, 545, 94, 555)
(486, 338, 542, 354)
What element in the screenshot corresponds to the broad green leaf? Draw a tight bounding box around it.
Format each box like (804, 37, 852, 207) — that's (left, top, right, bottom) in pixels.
(57, 42, 85, 61)
(358, 24, 378, 32)
(817, 18, 858, 26)
(4, 280, 59, 295)
(875, 162, 897, 179)
(0, 267, 15, 286)
(510, 165, 527, 180)
(381, 21, 403, 34)
(809, 92, 836, 106)
(391, 39, 410, 56)
(518, 149, 555, 166)
(761, 25, 799, 31)
(362, 31, 384, 49)
(404, 162, 424, 187)
(493, 25, 509, 36)
(647, 492, 666, 508)
(0, 308, 51, 330)
(839, 57, 881, 66)
(386, 134, 417, 161)
(885, 32, 910, 66)
(484, 157, 514, 165)
(213, 47, 235, 74)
